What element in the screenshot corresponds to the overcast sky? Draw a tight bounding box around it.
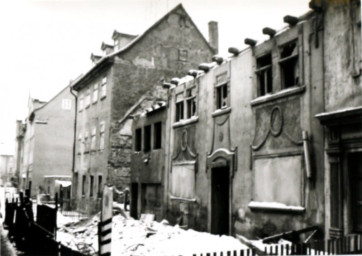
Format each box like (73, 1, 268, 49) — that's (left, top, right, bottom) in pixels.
(0, 0, 309, 154)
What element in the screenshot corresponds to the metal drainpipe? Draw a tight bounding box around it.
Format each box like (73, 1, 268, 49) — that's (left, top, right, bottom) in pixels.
(69, 85, 78, 202)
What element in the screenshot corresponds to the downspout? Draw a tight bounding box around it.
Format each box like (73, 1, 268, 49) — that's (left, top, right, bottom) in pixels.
(70, 85, 78, 202)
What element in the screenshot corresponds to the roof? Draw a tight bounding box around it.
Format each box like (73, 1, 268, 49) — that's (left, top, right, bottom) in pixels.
(112, 30, 137, 40)
(72, 3, 215, 91)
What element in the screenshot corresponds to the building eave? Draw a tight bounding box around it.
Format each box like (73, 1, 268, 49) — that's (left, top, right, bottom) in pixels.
(315, 106, 362, 126)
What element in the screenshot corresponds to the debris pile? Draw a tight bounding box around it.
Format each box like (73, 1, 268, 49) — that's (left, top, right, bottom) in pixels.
(57, 212, 249, 256)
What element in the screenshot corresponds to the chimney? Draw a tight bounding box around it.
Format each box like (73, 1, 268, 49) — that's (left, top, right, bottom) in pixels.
(208, 21, 219, 54)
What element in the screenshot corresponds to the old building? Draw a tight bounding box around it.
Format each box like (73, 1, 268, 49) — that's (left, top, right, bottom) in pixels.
(315, 0, 362, 238)
(130, 101, 167, 220)
(19, 86, 76, 197)
(130, 0, 361, 240)
(71, 4, 216, 213)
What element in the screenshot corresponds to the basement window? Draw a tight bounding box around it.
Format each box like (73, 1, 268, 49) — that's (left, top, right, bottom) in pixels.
(256, 54, 272, 96)
(144, 125, 151, 152)
(154, 122, 162, 149)
(279, 40, 299, 89)
(135, 128, 142, 151)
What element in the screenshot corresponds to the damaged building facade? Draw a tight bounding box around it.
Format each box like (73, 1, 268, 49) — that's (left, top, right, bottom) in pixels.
(71, 4, 216, 213)
(130, 0, 361, 240)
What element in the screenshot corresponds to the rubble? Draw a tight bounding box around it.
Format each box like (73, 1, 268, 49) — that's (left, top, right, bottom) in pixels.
(57, 211, 249, 256)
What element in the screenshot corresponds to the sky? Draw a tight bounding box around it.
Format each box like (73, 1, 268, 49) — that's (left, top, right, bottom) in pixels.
(0, 0, 309, 155)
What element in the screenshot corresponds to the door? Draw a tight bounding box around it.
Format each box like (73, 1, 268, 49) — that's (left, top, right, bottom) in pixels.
(130, 183, 138, 219)
(211, 166, 230, 235)
(349, 153, 362, 233)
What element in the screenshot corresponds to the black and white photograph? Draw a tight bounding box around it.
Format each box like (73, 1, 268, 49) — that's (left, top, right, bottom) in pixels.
(0, 0, 361, 255)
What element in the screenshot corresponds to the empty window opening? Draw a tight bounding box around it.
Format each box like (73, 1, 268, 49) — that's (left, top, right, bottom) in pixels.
(186, 88, 197, 118)
(279, 41, 299, 88)
(216, 83, 228, 109)
(154, 122, 162, 149)
(98, 175, 103, 198)
(144, 125, 151, 152)
(90, 175, 94, 197)
(82, 175, 86, 196)
(175, 101, 184, 122)
(135, 128, 142, 151)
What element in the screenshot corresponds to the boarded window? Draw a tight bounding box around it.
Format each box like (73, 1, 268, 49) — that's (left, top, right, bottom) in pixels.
(154, 122, 162, 149)
(171, 163, 195, 199)
(254, 155, 302, 206)
(144, 125, 151, 152)
(256, 54, 272, 96)
(135, 128, 142, 151)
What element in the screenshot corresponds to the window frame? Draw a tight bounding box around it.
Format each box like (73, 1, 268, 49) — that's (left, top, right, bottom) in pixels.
(256, 53, 273, 96)
(99, 121, 105, 150)
(101, 76, 107, 99)
(173, 82, 198, 123)
(92, 83, 98, 104)
(215, 72, 230, 110)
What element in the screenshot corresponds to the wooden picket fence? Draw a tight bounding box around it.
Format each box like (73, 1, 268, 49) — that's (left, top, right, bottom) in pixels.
(193, 234, 362, 256)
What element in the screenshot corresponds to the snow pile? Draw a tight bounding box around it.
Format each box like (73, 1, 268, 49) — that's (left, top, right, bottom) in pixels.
(57, 213, 248, 256)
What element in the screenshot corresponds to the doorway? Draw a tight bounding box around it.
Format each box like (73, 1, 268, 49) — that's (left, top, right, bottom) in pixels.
(211, 166, 230, 235)
(130, 183, 138, 219)
(348, 153, 362, 233)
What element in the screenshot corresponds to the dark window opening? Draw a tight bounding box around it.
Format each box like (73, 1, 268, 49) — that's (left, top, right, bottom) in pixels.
(279, 41, 299, 88)
(175, 102, 184, 121)
(98, 175, 103, 198)
(186, 88, 197, 118)
(144, 125, 151, 152)
(154, 122, 162, 149)
(82, 175, 86, 196)
(256, 54, 272, 96)
(90, 175, 94, 197)
(135, 128, 142, 151)
(216, 84, 228, 109)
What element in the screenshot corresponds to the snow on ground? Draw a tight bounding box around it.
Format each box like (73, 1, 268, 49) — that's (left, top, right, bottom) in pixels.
(57, 212, 249, 256)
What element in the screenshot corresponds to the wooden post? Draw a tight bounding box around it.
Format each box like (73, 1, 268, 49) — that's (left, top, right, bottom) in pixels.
(99, 185, 113, 256)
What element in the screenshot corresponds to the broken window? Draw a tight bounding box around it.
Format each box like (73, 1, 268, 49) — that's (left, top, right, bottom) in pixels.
(216, 83, 228, 109)
(175, 101, 184, 122)
(144, 125, 151, 152)
(215, 73, 229, 109)
(279, 40, 299, 89)
(154, 122, 162, 149)
(186, 88, 197, 118)
(135, 128, 142, 151)
(90, 175, 94, 197)
(256, 54, 272, 96)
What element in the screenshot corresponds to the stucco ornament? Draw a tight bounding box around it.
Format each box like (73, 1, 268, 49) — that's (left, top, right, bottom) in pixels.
(270, 106, 283, 136)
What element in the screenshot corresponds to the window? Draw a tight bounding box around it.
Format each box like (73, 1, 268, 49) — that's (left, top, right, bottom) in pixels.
(98, 175, 103, 198)
(79, 95, 84, 111)
(90, 175, 94, 197)
(85, 89, 91, 108)
(186, 88, 197, 118)
(279, 40, 299, 88)
(84, 131, 89, 152)
(101, 77, 107, 99)
(135, 128, 142, 151)
(178, 49, 188, 61)
(99, 121, 105, 150)
(175, 101, 184, 122)
(93, 84, 98, 103)
(215, 73, 229, 109)
(144, 125, 151, 152)
(82, 175, 86, 196)
(62, 99, 72, 110)
(78, 133, 82, 153)
(256, 54, 272, 96)
(91, 127, 96, 150)
(154, 122, 162, 149)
